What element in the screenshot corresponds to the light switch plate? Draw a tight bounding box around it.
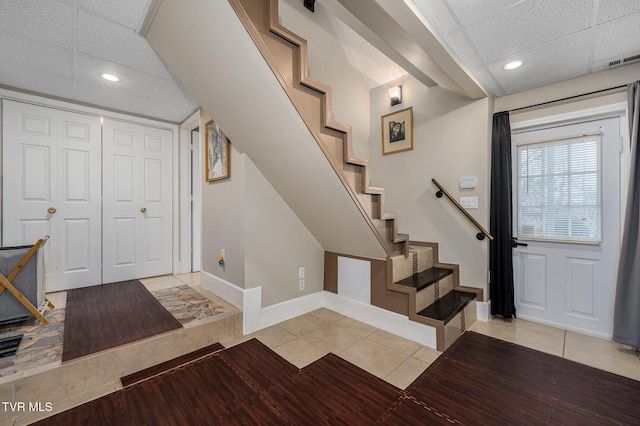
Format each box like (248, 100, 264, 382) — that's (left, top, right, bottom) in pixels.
(460, 196, 478, 209)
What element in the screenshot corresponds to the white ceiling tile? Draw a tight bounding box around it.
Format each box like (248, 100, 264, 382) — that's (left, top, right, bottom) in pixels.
(0, 63, 75, 99)
(487, 31, 593, 94)
(593, 13, 640, 62)
(446, 0, 522, 27)
(409, 0, 459, 35)
(464, 0, 594, 63)
(73, 81, 151, 114)
(79, 0, 152, 31)
(77, 10, 172, 78)
(0, 0, 73, 48)
(0, 32, 73, 78)
(444, 29, 483, 68)
(75, 54, 165, 99)
(142, 101, 197, 124)
(152, 80, 199, 109)
(597, 0, 640, 24)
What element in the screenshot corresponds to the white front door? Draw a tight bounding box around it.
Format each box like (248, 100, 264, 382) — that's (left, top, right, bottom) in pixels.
(102, 119, 173, 283)
(511, 116, 621, 338)
(2, 100, 102, 291)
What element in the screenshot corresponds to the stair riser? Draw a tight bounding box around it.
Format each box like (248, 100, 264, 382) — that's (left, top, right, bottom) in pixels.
(391, 247, 434, 282)
(442, 300, 477, 350)
(416, 274, 454, 312)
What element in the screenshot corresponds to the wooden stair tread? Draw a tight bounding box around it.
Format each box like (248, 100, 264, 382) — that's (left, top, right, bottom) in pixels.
(395, 267, 453, 292)
(417, 290, 476, 324)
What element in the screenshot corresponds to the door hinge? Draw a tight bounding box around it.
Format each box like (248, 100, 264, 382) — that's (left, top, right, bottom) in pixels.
(619, 137, 624, 153)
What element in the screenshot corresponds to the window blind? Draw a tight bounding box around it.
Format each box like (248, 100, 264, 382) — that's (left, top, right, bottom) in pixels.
(516, 133, 601, 243)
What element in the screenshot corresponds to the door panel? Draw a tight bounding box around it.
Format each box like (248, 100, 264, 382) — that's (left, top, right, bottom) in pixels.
(103, 119, 172, 282)
(512, 116, 621, 337)
(3, 100, 102, 291)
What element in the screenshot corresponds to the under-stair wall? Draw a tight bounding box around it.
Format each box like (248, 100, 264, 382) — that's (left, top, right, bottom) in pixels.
(145, 0, 387, 261)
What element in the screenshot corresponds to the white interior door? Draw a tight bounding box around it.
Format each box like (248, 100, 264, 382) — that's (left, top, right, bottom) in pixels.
(102, 119, 173, 283)
(511, 116, 621, 338)
(2, 100, 102, 291)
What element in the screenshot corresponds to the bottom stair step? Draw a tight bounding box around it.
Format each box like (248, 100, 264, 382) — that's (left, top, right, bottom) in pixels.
(416, 290, 476, 324)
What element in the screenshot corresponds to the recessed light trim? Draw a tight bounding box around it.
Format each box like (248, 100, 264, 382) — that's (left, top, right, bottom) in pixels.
(504, 61, 523, 71)
(101, 73, 120, 82)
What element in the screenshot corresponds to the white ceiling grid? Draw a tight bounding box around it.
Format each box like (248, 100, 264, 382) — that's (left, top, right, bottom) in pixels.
(0, 0, 198, 123)
(407, 0, 640, 96)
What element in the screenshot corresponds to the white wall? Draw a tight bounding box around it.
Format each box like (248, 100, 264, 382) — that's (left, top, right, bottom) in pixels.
(370, 76, 491, 292)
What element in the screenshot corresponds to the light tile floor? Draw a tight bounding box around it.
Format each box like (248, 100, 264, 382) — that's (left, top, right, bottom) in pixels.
(223, 304, 640, 388)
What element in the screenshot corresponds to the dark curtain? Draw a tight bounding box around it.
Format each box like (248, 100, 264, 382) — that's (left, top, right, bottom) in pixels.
(613, 81, 640, 347)
(489, 111, 515, 318)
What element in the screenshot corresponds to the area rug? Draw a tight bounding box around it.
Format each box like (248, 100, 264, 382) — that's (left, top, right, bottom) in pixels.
(61, 280, 183, 363)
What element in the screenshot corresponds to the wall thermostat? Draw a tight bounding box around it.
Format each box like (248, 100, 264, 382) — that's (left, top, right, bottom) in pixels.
(459, 176, 477, 189)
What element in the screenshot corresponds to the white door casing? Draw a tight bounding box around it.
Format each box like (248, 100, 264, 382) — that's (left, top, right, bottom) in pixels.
(2, 100, 102, 291)
(102, 118, 173, 283)
(511, 116, 622, 338)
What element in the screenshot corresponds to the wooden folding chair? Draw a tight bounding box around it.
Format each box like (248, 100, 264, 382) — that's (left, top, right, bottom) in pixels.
(0, 236, 53, 324)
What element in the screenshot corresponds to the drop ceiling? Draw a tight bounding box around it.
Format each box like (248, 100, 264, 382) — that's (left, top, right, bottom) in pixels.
(0, 0, 198, 123)
(0, 0, 638, 124)
(406, 0, 640, 97)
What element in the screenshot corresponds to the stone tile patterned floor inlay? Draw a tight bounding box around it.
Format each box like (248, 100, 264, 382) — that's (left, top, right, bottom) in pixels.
(0, 284, 229, 379)
(0, 309, 64, 378)
(151, 285, 230, 324)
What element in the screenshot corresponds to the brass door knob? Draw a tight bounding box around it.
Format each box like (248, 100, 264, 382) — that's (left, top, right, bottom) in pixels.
(47, 207, 57, 214)
(140, 207, 147, 213)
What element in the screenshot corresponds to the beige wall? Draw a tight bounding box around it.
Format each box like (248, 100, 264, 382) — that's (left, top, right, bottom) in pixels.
(370, 76, 491, 292)
(495, 62, 640, 115)
(279, 0, 372, 159)
(201, 111, 324, 307)
(200, 111, 247, 287)
(244, 157, 324, 307)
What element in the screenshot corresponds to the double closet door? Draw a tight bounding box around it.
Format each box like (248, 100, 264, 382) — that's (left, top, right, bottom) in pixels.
(2, 100, 172, 292)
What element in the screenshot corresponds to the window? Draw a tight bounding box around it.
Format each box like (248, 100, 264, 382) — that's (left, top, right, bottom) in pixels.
(516, 133, 601, 243)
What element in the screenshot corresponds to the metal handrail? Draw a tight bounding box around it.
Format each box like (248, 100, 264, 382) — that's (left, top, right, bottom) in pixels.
(432, 178, 494, 241)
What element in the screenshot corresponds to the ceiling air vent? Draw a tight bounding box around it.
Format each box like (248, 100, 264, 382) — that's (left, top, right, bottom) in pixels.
(609, 54, 640, 68)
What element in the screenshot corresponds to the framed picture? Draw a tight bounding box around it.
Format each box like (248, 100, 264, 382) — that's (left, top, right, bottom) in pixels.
(205, 119, 230, 182)
(381, 107, 413, 155)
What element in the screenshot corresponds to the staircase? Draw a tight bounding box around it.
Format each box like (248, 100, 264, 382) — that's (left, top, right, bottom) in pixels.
(229, 0, 408, 257)
(389, 243, 482, 350)
(226, 0, 482, 349)
(143, 0, 483, 349)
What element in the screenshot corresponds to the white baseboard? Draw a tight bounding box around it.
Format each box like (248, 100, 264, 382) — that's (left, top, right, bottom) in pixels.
(200, 275, 439, 348)
(477, 300, 491, 322)
(200, 271, 245, 309)
(323, 291, 437, 348)
(243, 288, 324, 334)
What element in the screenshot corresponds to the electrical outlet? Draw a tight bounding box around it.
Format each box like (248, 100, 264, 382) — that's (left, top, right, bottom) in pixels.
(298, 267, 305, 279)
(298, 279, 305, 291)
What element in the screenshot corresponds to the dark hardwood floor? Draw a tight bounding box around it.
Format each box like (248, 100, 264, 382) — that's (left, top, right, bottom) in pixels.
(61, 280, 183, 363)
(37, 331, 640, 425)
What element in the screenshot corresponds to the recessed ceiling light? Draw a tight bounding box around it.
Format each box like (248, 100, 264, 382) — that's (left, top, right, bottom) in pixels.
(504, 61, 523, 71)
(101, 73, 120, 82)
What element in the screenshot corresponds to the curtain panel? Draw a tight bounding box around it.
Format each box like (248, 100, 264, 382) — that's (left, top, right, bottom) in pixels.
(613, 81, 640, 347)
(489, 111, 515, 318)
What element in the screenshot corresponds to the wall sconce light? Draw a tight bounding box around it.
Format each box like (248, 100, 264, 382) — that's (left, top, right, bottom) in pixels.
(388, 85, 402, 106)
